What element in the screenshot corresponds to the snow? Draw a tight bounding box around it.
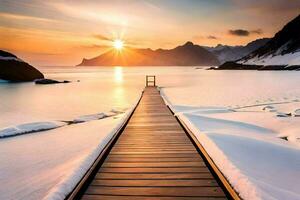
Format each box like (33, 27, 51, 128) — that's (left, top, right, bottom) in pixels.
(163, 103, 300, 200)
(238, 51, 300, 66)
(0, 109, 127, 138)
(73, 113, 107, 123)
(160, 74, 300, 200)
(295, 109, 300, 116)
(73, 109, 126, 123)
(0, 109, 134, 200)
(0, 79, 9, 83)
(0, 121, 66, 138)
(0, 56, 22, 62)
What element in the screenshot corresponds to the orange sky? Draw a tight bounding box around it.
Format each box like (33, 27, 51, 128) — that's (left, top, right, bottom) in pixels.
(0, 0, 299, 66)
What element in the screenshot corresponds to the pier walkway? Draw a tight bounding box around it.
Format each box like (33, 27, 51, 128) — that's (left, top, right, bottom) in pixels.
(68, 87, 239, 200)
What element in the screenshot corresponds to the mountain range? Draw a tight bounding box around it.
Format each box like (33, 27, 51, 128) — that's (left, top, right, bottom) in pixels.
(78, 37, 271, 67)
(78, 42, 220, 66)
(203, 38, 270, 64)
(217, 14, 300, 70)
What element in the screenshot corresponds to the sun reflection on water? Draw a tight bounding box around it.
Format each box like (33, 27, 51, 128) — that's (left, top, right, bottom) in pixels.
(113, 66, 126, 108)
(114, 66, 123, 83)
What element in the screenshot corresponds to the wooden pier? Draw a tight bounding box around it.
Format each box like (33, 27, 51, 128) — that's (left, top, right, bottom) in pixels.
(68, 86, 239, 200)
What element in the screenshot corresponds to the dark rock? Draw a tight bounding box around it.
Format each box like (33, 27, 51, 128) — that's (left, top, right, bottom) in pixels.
(35, 79, 70, 84)
(0, 50, 44, 82)
(207, 67, 218, 70)
(215, 61, 261, 70)
(215, 62, 300, 71)
(285, 65, 300, 70)
(258, 65, 287, 70)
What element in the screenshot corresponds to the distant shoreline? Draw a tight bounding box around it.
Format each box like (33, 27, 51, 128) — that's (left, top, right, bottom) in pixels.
(210, 61, 300, 71)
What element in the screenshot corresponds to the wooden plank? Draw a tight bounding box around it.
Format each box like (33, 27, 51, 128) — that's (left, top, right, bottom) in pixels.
(85, 186, 225, 197)
(106, 153, 200, 158)
(106, 157, 203, 162)
(102, 162, 205, 168)
(110, 151, 197, 155)
(82, 195, 226, 200)
(95, 173, 213, 180)
(117, 138, 190, 140)
(98, 167, 209, 173)
(91, 179, 219, 187)
(115, 144, 192, 147)
(111, 146, 196, 150)
(116, 142, 192, 145)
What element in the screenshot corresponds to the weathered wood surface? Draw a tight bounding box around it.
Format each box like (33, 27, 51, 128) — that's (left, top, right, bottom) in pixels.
(81, 87, 228, 199)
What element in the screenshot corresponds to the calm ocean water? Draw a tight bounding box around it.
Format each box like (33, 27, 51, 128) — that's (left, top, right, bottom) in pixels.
(1, 66, 300, 129)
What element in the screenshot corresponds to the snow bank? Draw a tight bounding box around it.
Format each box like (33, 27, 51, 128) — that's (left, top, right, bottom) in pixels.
(0, 109, 128, 138)
(177, 109, 300, 200)
(295, 109, 300, 117)
(0, 90, 140, 200)
(179, 114, 259, 199)
(0, 121, 66, 138)
(43, 111, 131, 200)
(238, 51, 300, 66)
(73, 109, 125, 123)
(0, 109, 134, 200)
(42, 104, 135, 200)
(161, 90, 300, 200)
(73, 113, 107, 123)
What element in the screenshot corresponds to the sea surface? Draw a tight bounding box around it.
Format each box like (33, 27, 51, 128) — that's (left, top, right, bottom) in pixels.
(1, 66, 300, 129)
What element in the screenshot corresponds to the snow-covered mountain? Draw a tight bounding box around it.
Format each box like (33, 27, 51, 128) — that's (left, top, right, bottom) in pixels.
(238, 14, 300, 67)
(203, 38, 270, 64)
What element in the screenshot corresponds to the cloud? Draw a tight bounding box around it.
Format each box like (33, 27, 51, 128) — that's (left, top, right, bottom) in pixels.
(0, 12, 57, 23)
(80, 44, 110, 49)
(229, 29, 263, 36)
(228, 29, 249, 36)
(250, 29, 263, 34)
(207, 35, 218, 40)
(93, 34, 111, 41)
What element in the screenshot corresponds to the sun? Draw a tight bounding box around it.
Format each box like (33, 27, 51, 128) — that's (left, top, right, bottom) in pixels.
(113, 39, 124, 50)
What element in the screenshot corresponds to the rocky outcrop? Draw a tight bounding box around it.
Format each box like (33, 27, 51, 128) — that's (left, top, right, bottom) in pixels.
(34, 79, 70, 84)
(0, 50, 44, 82)
(214, 61, 300, 71)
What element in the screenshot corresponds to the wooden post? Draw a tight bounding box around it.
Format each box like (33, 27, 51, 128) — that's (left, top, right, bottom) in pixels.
(146, 75, 156, 87)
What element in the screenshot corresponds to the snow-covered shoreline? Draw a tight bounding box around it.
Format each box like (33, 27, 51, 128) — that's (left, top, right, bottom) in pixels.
(0, 93, 142, 200)
(43, 100, 140, 200)
(160, 88, 300, 200)
(0, 109, 126, 139)
(238, 51, 300, 67)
